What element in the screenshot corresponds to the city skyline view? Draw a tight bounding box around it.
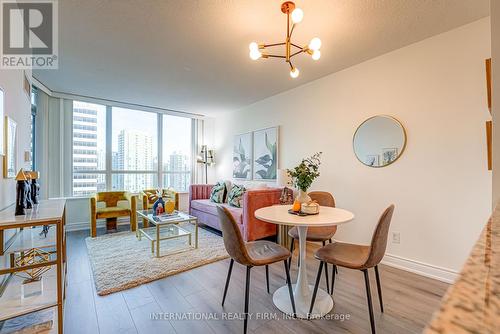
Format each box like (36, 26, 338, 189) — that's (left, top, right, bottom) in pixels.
(72, 101, 192, 196)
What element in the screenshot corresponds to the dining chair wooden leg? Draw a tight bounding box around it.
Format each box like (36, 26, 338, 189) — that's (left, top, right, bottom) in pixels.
(330, 264, 336, 295)
(374, 265, 384, 312)
(308, 261, 324, 319)
(265, 265, 270, 294)
(222, 259, 234, 306)
(283, 260, 297, 317)
(244, 266, 252, 334)
(363, 269, 376, 334)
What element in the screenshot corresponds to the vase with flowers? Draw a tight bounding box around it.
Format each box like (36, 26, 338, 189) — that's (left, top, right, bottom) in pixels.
(287, 152, 322, 204)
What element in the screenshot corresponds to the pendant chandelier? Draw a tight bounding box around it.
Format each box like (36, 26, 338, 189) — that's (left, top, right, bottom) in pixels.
(249, 1, 321, 79)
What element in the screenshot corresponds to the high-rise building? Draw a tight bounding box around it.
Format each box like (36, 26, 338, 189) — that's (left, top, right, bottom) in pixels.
(72, 105, 103, 196)
(168, 152, 190, 191)
(111, 151, 121, 189)
(117, 129, 154, 191)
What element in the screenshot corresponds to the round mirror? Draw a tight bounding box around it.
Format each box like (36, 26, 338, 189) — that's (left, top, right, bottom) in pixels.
(353, 116, 406, 167)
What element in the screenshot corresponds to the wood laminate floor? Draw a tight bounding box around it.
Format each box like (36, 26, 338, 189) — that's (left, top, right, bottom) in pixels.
(64, 227, 449, 334)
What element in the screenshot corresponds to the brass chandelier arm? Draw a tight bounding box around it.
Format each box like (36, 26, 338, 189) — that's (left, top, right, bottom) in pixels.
(263, 54, 287, 59)
(289, 49, 305, 58)
(291, 43, 303, 50)
(263, 42, 287, 48)
(289, 23, 296, 38)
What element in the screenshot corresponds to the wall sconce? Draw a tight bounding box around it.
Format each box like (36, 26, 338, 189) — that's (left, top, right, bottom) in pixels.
(197, 145, 215, 184)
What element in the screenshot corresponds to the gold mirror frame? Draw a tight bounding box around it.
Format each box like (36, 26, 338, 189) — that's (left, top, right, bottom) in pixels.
(353, 115, 407, 168)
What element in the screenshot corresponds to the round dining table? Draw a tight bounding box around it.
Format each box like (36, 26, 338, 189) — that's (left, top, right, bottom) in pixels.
(255, 205, 354, 318)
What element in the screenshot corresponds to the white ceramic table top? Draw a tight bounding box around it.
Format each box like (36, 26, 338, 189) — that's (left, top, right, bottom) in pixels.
(255, 205, 354, 227)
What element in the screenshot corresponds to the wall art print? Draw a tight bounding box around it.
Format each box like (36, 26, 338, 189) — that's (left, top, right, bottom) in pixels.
(253, 127, 278, 180)
(233, 132, 253, 180)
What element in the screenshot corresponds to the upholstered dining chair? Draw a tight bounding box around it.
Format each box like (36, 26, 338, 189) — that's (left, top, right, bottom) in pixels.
(217, 206, 296, 334)
(288, 191, 337, 293)
(308, 205, 395, 334)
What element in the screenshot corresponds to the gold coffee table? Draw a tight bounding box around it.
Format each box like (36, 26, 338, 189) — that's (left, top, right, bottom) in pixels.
(136, 210, 198, 257)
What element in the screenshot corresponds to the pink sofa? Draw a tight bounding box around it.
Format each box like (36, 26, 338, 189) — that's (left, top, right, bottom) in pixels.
(189, 184, 281, 241)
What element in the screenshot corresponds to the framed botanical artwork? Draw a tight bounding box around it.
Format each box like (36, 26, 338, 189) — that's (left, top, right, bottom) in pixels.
(4, 117, 17, 178)
(382, 148, 398, 166)
(253, 126, 278, 180)
(0, 89, 4, 156)
(233, 132, 253, 180)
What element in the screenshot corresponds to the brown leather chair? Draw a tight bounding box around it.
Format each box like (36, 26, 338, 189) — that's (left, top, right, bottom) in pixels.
(288, 191, 337, 292)
(217, 206, 296, 334)
(309, 205, 395, 334)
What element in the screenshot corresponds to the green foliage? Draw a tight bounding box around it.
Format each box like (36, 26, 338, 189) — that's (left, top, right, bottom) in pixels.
(287, 152, 322, 192)
(255, 133, 277, 179)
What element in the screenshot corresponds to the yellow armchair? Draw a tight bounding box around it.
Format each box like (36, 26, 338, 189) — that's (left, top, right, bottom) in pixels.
(90, 191, 137, 237)
(140, 189, 179, 227)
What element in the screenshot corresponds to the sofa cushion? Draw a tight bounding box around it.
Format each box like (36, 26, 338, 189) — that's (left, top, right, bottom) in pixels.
(227, 184, 246, 208)
(209, 181, 227, 203)
(96, 207, 130, 219)
(190, 199, 243, 224)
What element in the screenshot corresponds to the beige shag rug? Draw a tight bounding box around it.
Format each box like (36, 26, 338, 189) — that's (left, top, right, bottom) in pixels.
(85, 223, 228, 295)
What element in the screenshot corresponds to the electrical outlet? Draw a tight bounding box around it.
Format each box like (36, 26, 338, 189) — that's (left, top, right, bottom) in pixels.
(392, 232, 400, 244)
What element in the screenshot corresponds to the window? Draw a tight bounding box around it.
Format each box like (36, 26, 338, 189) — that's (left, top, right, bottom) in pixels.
(111, 107, 158, 192)
(162, 115, 192, 191)
(30, 87, 37, 170)
(112, 174, 158, 193)
(71, 102, 194, 195)
(72, 101, 106, 196)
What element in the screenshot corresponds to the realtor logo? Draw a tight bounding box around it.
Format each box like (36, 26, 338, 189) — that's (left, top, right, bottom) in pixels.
(1, 0, 58, 69)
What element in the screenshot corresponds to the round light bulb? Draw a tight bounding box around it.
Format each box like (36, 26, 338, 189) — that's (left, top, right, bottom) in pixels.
(308, 37, 322, 51)
(249, 42, 258, 51)
(291, 8, 303, 23)
(312, 50, 321, 60)
(249, 49, 262, 60)
(290, 67, 300, 78)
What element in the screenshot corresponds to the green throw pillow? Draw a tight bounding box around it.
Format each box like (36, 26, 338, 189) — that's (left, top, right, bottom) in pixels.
(210, 181, 227, 203)
(228, 184, 246, 208)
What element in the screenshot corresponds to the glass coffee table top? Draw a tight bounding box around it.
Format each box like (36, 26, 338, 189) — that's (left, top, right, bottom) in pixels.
(136, 210, 198, 257)
(136, 210, 197, 225)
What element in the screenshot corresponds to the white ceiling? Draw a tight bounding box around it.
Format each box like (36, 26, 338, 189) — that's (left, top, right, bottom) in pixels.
(34, 0, 490, 116)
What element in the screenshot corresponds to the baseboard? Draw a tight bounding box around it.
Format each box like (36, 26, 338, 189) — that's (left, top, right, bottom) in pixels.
(381, 253, 458, 284)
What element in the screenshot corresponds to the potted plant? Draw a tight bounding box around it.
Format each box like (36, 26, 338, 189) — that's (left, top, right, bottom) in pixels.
(287, 152, 322, 203)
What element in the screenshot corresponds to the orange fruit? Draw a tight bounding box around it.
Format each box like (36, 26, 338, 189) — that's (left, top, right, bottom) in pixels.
(292, 199, 301, 212)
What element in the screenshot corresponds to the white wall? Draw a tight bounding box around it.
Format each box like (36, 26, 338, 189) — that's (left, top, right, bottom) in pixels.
(492, 2, 500, 207)
(0, 70, 32, 210)
(212, 18, 492, 274)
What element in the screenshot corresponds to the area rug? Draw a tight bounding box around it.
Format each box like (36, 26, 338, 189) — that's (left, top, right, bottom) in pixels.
(85, 223, 229, 295)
